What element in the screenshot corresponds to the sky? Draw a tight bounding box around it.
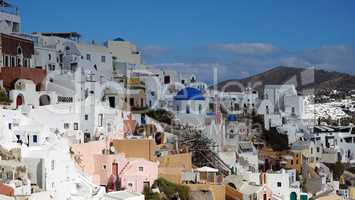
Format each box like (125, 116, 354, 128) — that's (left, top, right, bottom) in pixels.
(12, 0, 355, 83)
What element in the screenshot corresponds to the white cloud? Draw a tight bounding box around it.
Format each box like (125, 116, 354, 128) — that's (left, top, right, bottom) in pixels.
(142, 45, 169, 57)
(211, 43, 276, 55)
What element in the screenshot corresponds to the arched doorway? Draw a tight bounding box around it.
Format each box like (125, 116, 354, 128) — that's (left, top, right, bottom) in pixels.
(39, 95, 51, 106)
(16, 94, 24, 108)
(290, 192, 297, 200)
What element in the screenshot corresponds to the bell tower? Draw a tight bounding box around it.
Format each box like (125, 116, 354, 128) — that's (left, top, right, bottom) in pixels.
(0, 1, 21, 33)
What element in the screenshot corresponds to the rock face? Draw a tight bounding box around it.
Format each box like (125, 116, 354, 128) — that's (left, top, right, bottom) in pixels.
(214, 66, 355, 93)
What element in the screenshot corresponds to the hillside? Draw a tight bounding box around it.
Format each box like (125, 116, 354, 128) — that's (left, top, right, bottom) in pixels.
(214, 66, 355, 93)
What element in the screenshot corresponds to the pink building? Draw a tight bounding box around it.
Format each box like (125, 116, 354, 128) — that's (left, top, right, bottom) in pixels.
(71, 141, 158, 193)
(120, 158, 159, 193)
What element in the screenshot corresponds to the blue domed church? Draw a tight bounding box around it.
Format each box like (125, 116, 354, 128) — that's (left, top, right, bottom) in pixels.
(173, 87, 207, 115)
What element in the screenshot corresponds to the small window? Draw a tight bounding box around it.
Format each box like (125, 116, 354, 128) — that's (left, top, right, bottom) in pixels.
(129, 98, 134, 106)
(64, 123, 69, 129)
(103, 165, 107, 170)
(139, 166, 144, 172)
(17, 46, 22, 54)
(85, 115, 88, 120)
(98, 114, 103, 127)
(164, 76, 170, 84)
(51, 160, 55, 170)
(11, 57, 15, 67)
(48, 54, 52, 61)
(86, 54, 91, 61)
(4, 55, 9, 67)
(74, 123, 78, 130)
(33, 135, 38, 143)
(101, 56, 106, 63)
(277, 182, 282, 187)
(128, 183, 133, 187)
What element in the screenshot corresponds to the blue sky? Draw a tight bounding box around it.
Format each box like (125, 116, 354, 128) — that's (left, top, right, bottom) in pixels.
(12, 0, 355, 82)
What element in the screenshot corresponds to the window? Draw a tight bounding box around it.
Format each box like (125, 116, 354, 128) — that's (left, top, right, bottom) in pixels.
(139, 166, 144, 172)
(85, 115, 88, 120)
(317, 147, 320, 153)
(101, 56, 106, 63)
(74, 123, 78, 130)
(164, 76, 170, 84)
(129, 98, 134, 106)
(33, 135, 38, 143)
(186, 104, 190, 114)
(48, 54, 52, 61)
(128, 183, 133, 187)
(64, 123, 69, 129)
(103, 165, 107, 170)
(11, 57, 15, 67)
(51, 160, 55, 170)
(86, 54, 91, 61)
(23, 59, 28, 67)
(277, 182, 282, 187)
(4, 55, 9, 67)
(8, 123, 12, 130)
(98, 114, 103, 127)
(291, 160, 294, 165)
(17, 46, 22, 54)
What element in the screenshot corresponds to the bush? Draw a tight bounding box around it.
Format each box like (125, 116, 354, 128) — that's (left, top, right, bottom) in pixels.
(0, 89, 11, 103)
(262, 127, 289, 151)
(155, 178, 190, 200)
(147, 109, 174, 125)
(144, 186, 160, 200)
(326, 161, 345, 181)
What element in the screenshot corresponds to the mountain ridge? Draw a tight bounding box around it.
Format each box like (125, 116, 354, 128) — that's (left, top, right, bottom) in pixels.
(213, 66, 355, 93)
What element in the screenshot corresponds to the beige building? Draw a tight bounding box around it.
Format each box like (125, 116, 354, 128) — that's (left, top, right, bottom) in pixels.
(112, 139, 156, 161)
(106, 38, 142, 65)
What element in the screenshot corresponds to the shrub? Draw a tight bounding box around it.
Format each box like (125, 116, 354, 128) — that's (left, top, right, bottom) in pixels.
(144, 186, 160, 200)
(262, 127, 289, 151)
(147, 109, 174, 125)
(155, 178, 190, 200)
(0, 89, 11, 103)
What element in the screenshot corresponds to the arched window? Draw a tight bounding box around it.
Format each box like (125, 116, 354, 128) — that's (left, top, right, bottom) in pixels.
(186, 104, 190, 114)
(199, 104, 202, 114)
(17, 46, 22, 55)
